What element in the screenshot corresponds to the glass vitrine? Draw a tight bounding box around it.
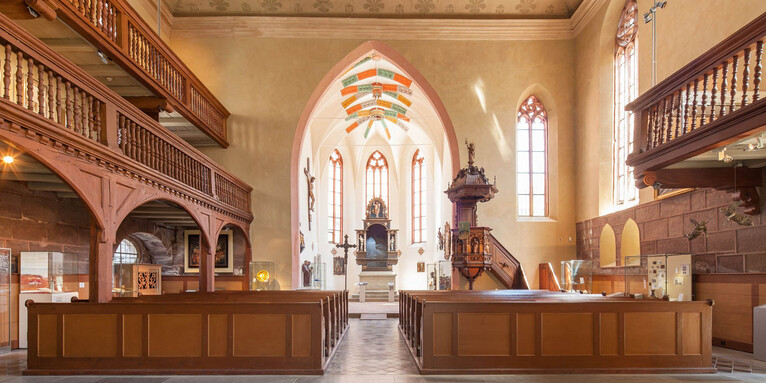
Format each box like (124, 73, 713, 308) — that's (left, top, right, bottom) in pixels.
(250, 261, 278, 290)
(625, 254, 692, 301)
(560, 260, 592, 293)
(0, 248, 10, 354)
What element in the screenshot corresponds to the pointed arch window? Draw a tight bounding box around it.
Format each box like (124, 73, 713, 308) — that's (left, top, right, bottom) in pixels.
(517, 95, 548, 217)
(614, 0, 638, 205)
(412, 149, 426, 243)
(327, 149, 343, 244)
(365, 151, 388, 205)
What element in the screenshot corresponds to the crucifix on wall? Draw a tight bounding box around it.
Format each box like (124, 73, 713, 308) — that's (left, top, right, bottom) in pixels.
(304, 157, 316, 231)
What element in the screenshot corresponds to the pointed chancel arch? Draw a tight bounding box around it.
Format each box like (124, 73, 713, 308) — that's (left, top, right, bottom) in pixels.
(290, 40, 460, 288)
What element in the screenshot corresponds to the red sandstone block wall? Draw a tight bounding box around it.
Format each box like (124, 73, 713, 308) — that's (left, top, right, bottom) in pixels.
(576, 188, 766, 274)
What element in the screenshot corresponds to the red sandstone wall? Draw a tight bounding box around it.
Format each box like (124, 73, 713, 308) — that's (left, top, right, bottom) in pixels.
(576, 188, 766, 274)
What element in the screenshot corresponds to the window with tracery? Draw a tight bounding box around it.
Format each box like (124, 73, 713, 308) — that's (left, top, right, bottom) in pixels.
(412, 149, 426, 243)
(365, 151, 388, 206)
(517, 95, 548, 217)
(327, 149, 343, 244)
(614, 0, 638, 205)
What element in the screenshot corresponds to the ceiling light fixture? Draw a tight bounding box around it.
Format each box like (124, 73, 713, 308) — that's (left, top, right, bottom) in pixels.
(719, 148, 734, 163)
(2, 155, 13, 164)
(745, 137, 764, 152)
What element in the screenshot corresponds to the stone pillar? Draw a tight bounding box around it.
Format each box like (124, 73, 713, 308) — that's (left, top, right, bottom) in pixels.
(89, 219, 114, 303)
(199, 236, 215, 293)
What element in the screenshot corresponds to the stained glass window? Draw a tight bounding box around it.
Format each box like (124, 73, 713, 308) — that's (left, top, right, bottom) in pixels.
(412, 149, 426, 243)
(365, 150, 388, 206)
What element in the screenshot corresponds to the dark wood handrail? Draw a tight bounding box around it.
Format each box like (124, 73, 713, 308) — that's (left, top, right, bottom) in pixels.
(626, 12, 766, 180)
(47, 0, 231, 147)
(487, 233, 529, 289)
(0, 12, 252, 221)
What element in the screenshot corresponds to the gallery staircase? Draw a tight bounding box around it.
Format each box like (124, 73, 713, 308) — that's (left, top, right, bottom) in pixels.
(487, 233, 530, 289)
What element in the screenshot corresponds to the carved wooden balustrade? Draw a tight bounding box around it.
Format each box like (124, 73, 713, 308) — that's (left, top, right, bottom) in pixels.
(31, 0, 230, 147)
(626, 13, 766, 183)
(0, 12, 251, 223)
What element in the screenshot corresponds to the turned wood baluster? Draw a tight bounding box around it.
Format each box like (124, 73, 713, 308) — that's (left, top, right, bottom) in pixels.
(742, 48, 751, 107)
(26, 58, 35, 111)
(74, 89, 83, 133)
(691, 79, 699, 132)
(93, 99, 101, 142)
(37, 65, 45, 117)
(665, 95, 674, 143)
(682, 84, 690, 134)
(86, 95, 93, 140)
(151, 134, 157, 170)
(118, 115, 126, 153)
(657, 99, 666, 146)
(700, 73, 709, 126)
(711, 67, 719, 121)
(15, 51, 23, 105)
(755, 40, 764, 102)
(47, 71, 55, 120)
(730, 54, 739, 113)
(674, 89, 682, 139)
(720, 61, 728, 117)
(141, 128, 148, 166)
(130, 121, 137, 159)
(56, 77, 64, 125)
(66, 82, 74, 129)
(2, 44, 10, 99)
(648, 107, 656, 149)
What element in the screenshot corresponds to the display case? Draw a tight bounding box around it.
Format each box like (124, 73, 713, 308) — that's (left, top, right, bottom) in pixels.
(113, 264, 162, 297)
(0, 248, 10, 354)
(428, 261, 452, 290)
(249, 261, 278, 290)
(19, 252, 79, 348)
(625, 254, 692, 301)
(560, 260, 592, 294)
(312, 261, 326, 290)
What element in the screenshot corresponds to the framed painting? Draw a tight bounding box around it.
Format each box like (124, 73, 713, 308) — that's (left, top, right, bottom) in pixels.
(654, 188, 693, 201)
(184, 230, 234, 274)
(333, 257, 345, 275)
(417, 262, 425, 272)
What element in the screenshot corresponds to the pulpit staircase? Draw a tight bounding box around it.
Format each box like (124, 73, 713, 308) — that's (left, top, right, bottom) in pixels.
(487, 233, 530, 289)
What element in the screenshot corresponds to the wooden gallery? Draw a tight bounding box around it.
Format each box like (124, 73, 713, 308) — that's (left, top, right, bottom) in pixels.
(0, 0, 764, 379)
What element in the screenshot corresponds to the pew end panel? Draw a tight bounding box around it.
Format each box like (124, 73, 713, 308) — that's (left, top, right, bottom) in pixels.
(25, 300, 333, 375)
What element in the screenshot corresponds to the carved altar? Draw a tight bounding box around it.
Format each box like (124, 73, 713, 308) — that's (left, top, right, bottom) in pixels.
(355, 198, 400, 271)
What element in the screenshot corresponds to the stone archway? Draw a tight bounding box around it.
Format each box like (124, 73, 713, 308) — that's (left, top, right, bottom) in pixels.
(290, 40, 461, 288)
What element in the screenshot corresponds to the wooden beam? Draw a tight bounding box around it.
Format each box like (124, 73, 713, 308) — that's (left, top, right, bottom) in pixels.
(0, 173, 62, 183)
(39, 38, 94, 52)
(124, 96, 174, 113)
(26, 182, 73, 192)
(643, 167, 763, 189)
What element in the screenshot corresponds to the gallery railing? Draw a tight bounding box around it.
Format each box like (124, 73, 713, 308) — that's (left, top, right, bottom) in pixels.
(41, 0, 230, 147)
(626, 12, 766, 182)
(0, 13, 251, 222)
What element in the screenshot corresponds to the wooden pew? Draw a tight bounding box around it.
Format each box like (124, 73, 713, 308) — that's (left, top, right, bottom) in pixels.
(26, 290, 348, 375)
(398, 290, 714, 374)
(400, 290, 632, 356)
(113, 290, 348, 359)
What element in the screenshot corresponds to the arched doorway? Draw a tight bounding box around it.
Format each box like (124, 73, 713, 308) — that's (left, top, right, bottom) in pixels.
(291, 41, 460, 290)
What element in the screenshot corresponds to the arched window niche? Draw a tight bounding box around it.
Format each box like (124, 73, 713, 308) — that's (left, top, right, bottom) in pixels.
(412, 149, 426, 244)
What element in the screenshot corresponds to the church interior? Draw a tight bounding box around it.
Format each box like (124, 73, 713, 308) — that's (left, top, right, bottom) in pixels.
(0, 0, 765, 381)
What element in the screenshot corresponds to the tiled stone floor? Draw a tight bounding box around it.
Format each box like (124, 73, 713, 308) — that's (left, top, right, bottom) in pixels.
(0, 319, 764, 382)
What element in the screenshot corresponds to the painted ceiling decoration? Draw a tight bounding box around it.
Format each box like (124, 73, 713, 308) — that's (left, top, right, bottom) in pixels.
(341, 54, 413, 140)
(165, 0, 584, 19)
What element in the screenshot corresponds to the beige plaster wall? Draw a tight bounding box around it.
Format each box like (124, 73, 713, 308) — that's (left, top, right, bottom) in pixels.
(168, 37, 577, 289)
(574, 0, 766, 222)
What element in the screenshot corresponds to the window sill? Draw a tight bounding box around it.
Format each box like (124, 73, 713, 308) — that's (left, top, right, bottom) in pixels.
(517, 216, 557, 223)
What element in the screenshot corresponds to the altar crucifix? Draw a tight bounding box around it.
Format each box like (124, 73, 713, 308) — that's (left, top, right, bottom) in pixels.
(304, 158, 316, 230)
(335, 234, 356, 291)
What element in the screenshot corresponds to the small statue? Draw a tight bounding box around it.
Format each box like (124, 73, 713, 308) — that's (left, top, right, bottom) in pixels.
(465, 139, 475, 167)
(685, 219, 709, 241)
(720, 203, 754, 227)
(437, 227, 444, 251)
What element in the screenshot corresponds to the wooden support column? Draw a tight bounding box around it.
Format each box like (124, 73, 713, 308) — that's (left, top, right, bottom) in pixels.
(89, 218, 113, 303)
(244, 240, 252, 291)
(199, 236, 214, 293)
